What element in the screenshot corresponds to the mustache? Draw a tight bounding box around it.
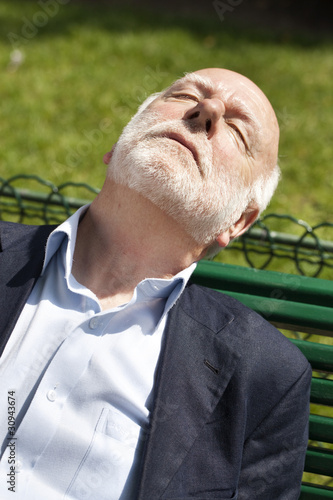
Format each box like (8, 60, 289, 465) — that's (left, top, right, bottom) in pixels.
(142, 118, 208, 144)
(140, 118, 213, 177)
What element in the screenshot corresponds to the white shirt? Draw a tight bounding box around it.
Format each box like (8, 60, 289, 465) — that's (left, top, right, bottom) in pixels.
(0, 206, 195, 499)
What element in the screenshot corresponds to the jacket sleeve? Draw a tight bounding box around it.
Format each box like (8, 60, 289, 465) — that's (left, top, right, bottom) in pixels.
(237, 361, 312, 500)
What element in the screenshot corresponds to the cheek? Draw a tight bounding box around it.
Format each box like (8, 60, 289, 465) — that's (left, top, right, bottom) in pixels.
(212, 140, 234, 176)
(146, 101, 187, 120)
(212, 140, 249, 186)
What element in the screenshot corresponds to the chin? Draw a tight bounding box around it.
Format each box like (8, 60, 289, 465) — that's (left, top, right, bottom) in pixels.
(109, 151, 226, 245)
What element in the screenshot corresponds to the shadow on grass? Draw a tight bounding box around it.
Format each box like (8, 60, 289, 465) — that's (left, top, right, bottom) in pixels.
(1, 0, 333, 50)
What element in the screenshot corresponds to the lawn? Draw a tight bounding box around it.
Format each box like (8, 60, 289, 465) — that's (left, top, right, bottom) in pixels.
(1, 0, 332, 219)
(0, 0, 332, 276)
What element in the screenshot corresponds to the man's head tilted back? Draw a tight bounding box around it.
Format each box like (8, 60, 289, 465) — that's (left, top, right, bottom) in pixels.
(105, 68, 280, 252)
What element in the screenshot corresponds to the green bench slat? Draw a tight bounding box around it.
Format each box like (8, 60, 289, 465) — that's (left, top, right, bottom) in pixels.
(291, 339, 333, 372)
(216, 290, 333, 336)
(194, 261, 333, 307)
(304, 446, 333, 477)
(311, 378, 333, 407)
(309, 415, 333, 444)
(192, 262, 333, 334)
(300, 483, 333, 499)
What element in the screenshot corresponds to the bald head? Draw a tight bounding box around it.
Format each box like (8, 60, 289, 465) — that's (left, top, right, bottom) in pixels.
(191, 68, 279, 166)
(164, 68, 279, 177)
(107, 67, 280, 247)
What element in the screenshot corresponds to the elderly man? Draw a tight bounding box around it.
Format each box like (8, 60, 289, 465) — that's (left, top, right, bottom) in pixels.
(0, 68, 311, 499)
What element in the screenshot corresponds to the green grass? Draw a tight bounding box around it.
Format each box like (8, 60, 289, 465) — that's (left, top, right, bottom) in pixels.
(1, 1, 332, 274)
(1, 0, 333, 279)
(0, 1, 332, 224)
(1, 1, 332, 279)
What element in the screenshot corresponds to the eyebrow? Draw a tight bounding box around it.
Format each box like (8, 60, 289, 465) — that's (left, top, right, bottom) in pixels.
(228, 96, 260, 129)
(168, 73, 222, 96)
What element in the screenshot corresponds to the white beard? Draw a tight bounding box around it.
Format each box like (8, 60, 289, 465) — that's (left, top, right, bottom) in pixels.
(107, 108, 248, 245)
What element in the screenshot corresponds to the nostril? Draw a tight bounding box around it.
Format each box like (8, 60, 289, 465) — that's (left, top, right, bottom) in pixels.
(205, 119, 211, 133)
(189, 111, 200, 119)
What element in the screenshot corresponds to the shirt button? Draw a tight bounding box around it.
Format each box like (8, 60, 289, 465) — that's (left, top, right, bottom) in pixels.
(47, 389, 56, 402)
(89, 317, 99, 330)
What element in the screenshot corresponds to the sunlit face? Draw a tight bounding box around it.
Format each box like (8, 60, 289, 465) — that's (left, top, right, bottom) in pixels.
(147, 68, 279, 183)
(107, 68, 279, 245)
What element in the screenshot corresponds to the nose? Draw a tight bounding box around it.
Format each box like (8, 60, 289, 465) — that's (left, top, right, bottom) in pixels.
(184, 98, 225, 139)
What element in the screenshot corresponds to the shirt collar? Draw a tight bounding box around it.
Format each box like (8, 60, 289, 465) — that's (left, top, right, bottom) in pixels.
(42, 204, 89, 276)
(42, 205, 197, 308)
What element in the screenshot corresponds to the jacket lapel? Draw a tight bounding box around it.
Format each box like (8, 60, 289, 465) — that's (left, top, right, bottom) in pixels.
(137, 284, 242, 499)
(0, 222, 54, 355)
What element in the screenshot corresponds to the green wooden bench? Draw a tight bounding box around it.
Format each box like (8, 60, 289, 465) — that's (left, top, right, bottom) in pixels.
(192, 260, 333, 498)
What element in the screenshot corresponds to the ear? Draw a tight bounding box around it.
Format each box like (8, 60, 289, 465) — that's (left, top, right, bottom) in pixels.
(215, 206, 259, 248)
(103, 144, 116, 165)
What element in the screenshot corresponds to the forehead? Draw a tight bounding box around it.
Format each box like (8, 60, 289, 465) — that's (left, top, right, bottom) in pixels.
(168, 71, 268, 108)
(167, 73, 224, 95)
(172, 70, 276, 125)
(167, 72, 265, 120)
(168, 72, 262, 128)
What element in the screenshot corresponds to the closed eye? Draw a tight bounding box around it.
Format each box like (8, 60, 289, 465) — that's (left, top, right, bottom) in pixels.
(170, 93, 199, 102)
(228, 122, 246, 147)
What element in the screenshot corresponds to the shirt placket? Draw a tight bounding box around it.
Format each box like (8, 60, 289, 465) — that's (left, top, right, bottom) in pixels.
(7, 315, 108, 497)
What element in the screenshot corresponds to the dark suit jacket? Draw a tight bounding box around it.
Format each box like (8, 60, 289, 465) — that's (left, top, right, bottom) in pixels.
(0, 221, 311, 500)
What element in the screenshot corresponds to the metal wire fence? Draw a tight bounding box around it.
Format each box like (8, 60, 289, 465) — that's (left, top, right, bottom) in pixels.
(1, 174, 332, 279)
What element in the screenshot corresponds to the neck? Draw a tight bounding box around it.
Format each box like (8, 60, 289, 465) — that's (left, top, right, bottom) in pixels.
(72, 179, 206, 309)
